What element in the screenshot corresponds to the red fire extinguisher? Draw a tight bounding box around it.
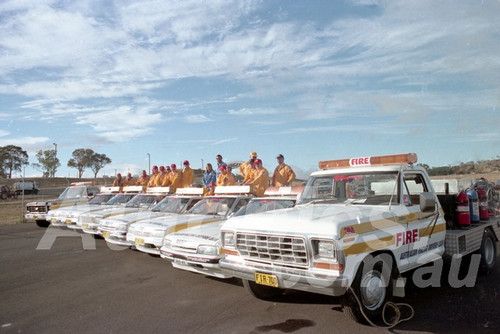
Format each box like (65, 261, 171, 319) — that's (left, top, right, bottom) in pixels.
(456, 191, 470, 227)
(477, 188, 489, 221)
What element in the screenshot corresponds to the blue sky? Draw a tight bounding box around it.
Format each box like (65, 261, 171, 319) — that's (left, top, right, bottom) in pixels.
(1, 0, 499, 179)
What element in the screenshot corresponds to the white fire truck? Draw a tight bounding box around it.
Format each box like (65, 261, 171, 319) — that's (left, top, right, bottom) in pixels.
(219, 153, 499, 325)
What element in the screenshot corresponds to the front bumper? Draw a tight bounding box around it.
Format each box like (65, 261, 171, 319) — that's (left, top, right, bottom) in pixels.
(81, 222, 101, 235)
(25, 213, 47, 221)
(127, 233, 164, 255)
(101, 229, 133, 246)
(160, 248, 229, 279)
(219, 258, 349, 296)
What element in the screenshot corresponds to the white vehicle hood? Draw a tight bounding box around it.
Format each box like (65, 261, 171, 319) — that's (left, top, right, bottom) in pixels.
(103, 210, 168, 224)
(131, 214, 222, 233)
(222, 203, 400, 238)
(165, 222, 222, 246)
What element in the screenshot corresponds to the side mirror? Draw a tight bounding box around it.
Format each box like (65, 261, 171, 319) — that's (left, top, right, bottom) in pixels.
(419, 192, 436, 212)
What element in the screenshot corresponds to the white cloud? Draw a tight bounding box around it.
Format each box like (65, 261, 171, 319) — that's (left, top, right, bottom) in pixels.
(0, 136, 48, 147)
(185, 115, 213, 123)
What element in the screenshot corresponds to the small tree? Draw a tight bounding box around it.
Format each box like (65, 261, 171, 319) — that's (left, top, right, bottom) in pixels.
(32, 150, 60, 177)
(0, 145, 29, 178)
(67, 148, 95, 178)
(89, 153, 112, 178)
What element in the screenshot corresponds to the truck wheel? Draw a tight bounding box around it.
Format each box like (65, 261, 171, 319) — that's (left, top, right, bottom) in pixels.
(479, 229, 496, 274)
(242, 279, 283, 300)
(36, 220, 50, 228)
(0, 193, 6, 200)
(341, 254, 394, 324)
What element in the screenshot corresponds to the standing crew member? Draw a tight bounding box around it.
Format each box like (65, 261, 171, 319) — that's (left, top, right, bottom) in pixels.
(216, 165, 235, 186)
(148, 165, 160, 188)
(181, 160, 194, 188)
(239, 151, 257, 179)
(246, 159, 269, 197)
(272, 154, 296, 187)
(136, 170, 150, 191)
(203, 163, 217, 188)
(156, 166, 168, 187)
(124, 173, 135, 186)
(215, 154, 227, 178)
(169, 164, 182, 192)
(113, 173, 125, 192)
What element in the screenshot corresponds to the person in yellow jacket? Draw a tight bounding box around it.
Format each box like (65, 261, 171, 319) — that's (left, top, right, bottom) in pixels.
(242, 159, 256, 184)
(239, 151, 257, 179)
(246, 159, 269, 197)
(148, 165, 160, 188)
(154, 166, 168, 187)
(124, 173, 135, 186)
(168, 164, 183, 192)
(136, 170, 150, 191)
(216, 165, 235, 186)
(181, 160, 194, 188)
(161, 166, 172, 187)
(272, 154, 296, 187)
(113, 173, 125, 192)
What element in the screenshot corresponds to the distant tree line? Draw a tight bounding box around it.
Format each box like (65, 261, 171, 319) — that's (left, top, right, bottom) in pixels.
(0, 145, 111, 179)
(418, 157, 500, 176)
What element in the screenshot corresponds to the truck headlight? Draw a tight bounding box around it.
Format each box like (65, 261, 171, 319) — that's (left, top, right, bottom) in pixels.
(197, 245, 217, 255)
(318, 241, 335, 258)
(222, 232, 235, 248)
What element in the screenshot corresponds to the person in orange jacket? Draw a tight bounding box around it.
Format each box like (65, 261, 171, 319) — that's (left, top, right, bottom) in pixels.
(136, 170, 150, 191)
(124, 173, 135, 186)
(161, 166, 172, 187)
(216, 165, 235, 186)
(246, 159, 269, 197)
(169, 164, 182, 192)
(181, 160, 194, 188)
(242, 159, 256, 184)
(239, 151, 257, 179)
(113, 173, 125, 192)
(272, 154, 296, 187)
(148, 165, 160, 188)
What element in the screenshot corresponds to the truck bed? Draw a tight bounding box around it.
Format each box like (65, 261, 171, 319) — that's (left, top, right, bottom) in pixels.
(444, 218, 500, 256)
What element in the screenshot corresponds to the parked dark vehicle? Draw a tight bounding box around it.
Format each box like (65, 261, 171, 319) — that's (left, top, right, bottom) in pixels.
(0, 185, 19, 200)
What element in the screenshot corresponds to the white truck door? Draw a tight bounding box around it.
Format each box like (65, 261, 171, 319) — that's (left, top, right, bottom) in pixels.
(401, 172, 442, 271)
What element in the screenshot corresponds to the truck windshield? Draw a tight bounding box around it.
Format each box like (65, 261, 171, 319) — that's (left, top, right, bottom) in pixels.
(125, 194, 159, 208)
(105, 194, 136, 205)
(58, 186, 86, 199)
(299, 172, 400, 205)
(233, 199, 296, 217)
(151, 197, 192, 213)
(188, 197, 236, 216)
(88, 194, 114, 205)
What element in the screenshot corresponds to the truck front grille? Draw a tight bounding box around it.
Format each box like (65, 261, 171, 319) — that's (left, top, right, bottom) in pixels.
(236, 233, 308, 268)
(27, 205, 47, 213)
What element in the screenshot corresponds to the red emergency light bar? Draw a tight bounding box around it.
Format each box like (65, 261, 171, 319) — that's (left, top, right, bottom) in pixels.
(318, 153, 418, 170)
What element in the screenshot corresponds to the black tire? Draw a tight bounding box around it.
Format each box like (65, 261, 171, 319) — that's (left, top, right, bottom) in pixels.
(36, 220, 50, 228)
(242, 279, 283, 300)
(0, 193, 6, 200)
(341, 253, 394, 324)
(479, 229, 497, 274)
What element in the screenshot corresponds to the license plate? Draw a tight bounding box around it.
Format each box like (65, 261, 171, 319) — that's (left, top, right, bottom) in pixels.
(255, 273, 279, 288)
(34, 215, 38, 219)
(65, 219, 72, 224)
(51, 218, 57, 223)
(174, 259, 188, 266)
(82, 223, 89, 229)
(102, 231, 110, 238)
(135, 238, 145, 246)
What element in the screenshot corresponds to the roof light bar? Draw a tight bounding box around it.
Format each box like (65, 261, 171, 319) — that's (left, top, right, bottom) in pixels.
(214, 185, 252, 195)
(175, 187, 204, 196)
(318, 153, 418, 170)
(147, 186, 174, 194)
